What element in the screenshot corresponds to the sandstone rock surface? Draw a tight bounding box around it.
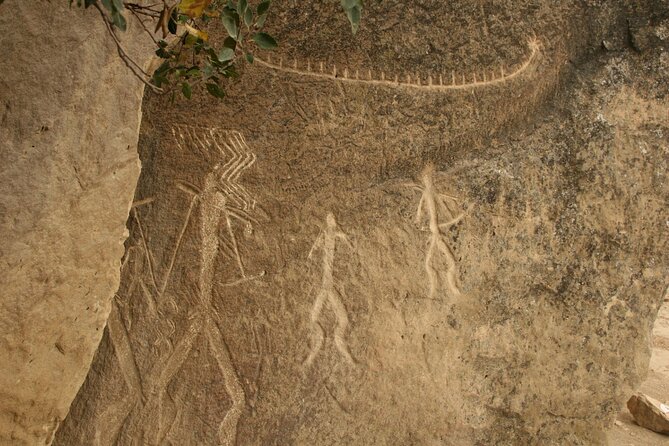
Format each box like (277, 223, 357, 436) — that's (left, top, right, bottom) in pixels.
(0, 2, 153, 444)
(39, 0, 669, 445)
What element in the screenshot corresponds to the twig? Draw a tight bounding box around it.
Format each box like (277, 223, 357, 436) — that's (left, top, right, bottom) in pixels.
(127, 7, 160, 45)
(94, 3, 163, 94)
(124, 2, 163, 15)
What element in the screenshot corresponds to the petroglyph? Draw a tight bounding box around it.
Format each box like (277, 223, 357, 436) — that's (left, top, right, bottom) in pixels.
(131, 197, 155, 208)
(160, 189, 198, 297)
(129, 192, 196, 311)
(304, 213, 356, 368)
(103, 128, 265, 444)
(411, 164, 464, 299)
(173, 126, 258, 211)
(130, 127, 264, 445)
(108, 300, 145, 402)
(174, 126, 263, 280)
(256, 38, 541, 91)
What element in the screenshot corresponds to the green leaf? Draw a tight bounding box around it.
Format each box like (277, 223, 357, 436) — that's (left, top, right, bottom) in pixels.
(340, 0, 362, 34)
(218, 47, 235, 62)
(181, 82, 192, 99)
(185, 67, 200, 77)
(184, 33, 199, 46)
(252, 32, 277, 49)
(237, 0, 247, 14)
(256, 13, 268, 28)
(202, 63, 215, 78)
(154, 60, 171, 75)
(155, 47, 171, 59)
(100, 0, 113, 13)
(346, 6, 360, 34)
(257, 0, 270, 16)
(206, 47, 219, 61)
(246, 52, 254, 63)
(222, 64, 239, 78)
(223, 36, 237, 50)
(112, 10, 127, 31)
(340, 0, 360, 8)
(152, 61, 171, 87)
(221, 9, 239, 39)
(206, 83, 226, 99)
(168, 9, 178, 34)
(244, 7, 253, 27)
(227, 0, 235, 10)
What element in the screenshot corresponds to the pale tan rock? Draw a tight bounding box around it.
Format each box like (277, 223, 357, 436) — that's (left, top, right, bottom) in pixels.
(627, 393, 669, 435)
(53, 1, 669, 445)
(0, 1, 153, 444)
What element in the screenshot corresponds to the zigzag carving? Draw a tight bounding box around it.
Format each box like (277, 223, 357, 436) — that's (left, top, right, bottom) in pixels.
(172, 126, 257, 211)
(255, 38, 541, 91)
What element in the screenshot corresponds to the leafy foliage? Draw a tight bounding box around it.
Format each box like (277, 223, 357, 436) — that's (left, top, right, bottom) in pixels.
(71, 0, 363, 99)
(340, 0, 362, 34)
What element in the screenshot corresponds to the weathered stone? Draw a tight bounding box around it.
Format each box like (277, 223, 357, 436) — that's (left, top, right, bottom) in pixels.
(51, 2, 669, 445)
(0, 1, 153, 444)
(627, 393, 669, 435)
(0, 0, 662, 445)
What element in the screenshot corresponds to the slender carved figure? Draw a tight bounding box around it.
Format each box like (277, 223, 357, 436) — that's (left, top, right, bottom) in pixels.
(304, 212, 356, 368)
(412, 164, 464, 299)
(124, 128, 262, 446)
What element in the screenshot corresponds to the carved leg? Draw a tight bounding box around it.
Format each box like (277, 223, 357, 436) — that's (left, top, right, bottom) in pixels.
(328, 289, 355, 365)
(206, 315, 246, 446)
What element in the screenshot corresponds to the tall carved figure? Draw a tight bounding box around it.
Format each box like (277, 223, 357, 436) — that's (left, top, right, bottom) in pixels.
(304, 213, 356, 368)
(124, 128, 262, 445)
(412, 164, 464, 299)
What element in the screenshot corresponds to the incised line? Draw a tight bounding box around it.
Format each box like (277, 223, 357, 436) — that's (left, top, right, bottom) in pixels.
(108, 300, 146, 402)
(256, 38, 541, 91)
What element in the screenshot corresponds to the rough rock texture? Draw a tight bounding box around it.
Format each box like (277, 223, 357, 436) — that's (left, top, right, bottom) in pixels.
(56, 1, 668, 445)
(607, 298, 669, 444)
(0, 2, 153, 444)
(627, 393, 669, 435)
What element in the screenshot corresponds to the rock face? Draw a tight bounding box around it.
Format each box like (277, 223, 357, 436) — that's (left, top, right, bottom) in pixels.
(0, 2, 153, 444)
(627, 393, 669, 435)
(53, 1, 668, 445)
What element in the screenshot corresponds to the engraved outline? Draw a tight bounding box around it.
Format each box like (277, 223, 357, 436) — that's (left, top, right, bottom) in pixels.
(256, 38, 541, 91)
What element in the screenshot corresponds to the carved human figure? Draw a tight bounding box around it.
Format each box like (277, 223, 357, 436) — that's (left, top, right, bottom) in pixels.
(304, 212, 356, 368)
(123, 129, 262, 445)
(412, 163, 464, 299)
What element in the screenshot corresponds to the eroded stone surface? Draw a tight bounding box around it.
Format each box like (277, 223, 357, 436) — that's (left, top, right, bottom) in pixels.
(0, 2, 153, 444)
(55, 1, 668, 445)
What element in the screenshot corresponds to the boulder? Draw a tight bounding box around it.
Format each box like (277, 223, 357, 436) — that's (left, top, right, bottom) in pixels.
(627, 393, 669, 435)
(52, 2, 669, 445)
(0, 1, 153, 443)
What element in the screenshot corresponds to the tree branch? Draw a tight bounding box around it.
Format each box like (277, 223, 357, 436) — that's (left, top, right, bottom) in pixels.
(94, 3, 163, 94)
(127, 7, 160, 45)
